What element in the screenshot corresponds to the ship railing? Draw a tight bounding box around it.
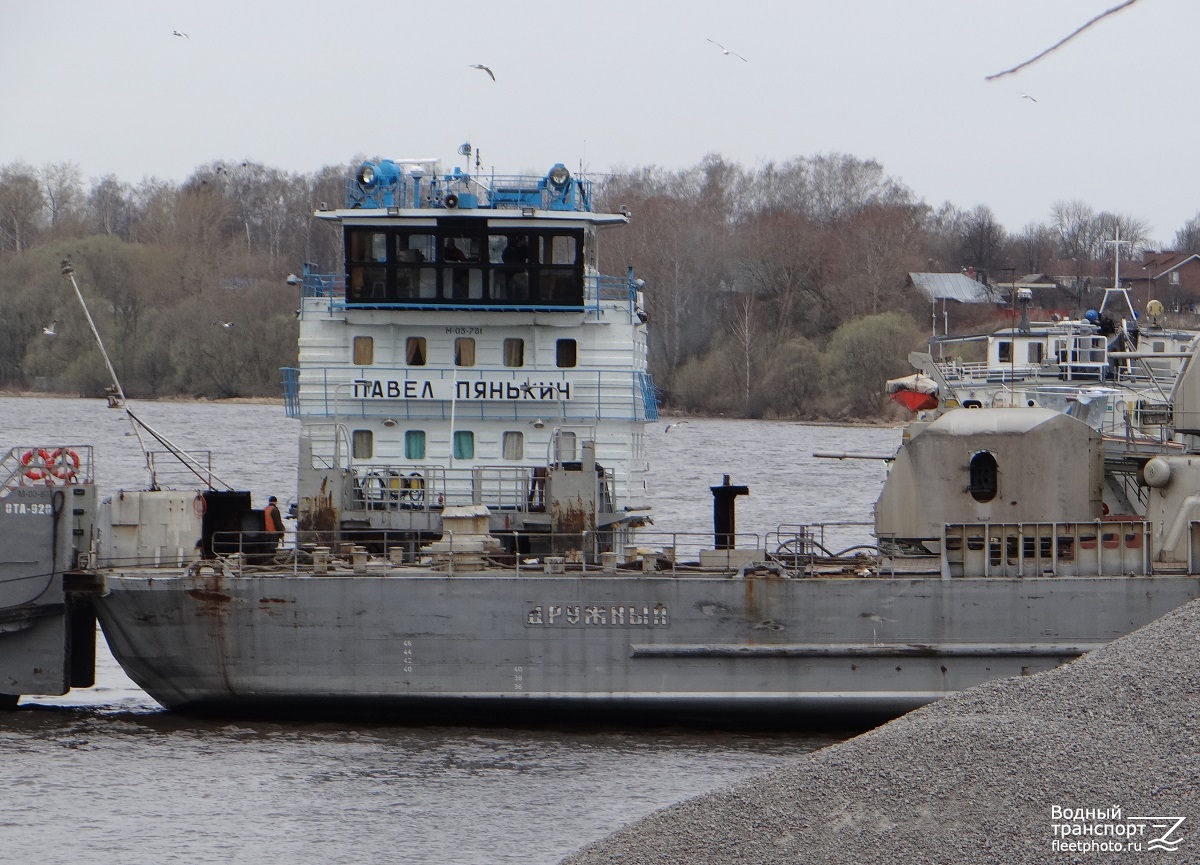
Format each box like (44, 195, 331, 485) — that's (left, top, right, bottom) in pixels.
(204, 528, 787, 577)
(349, 464, 548, 512)
(147, 450, 215, 490)
(281, 367, 300, 417)
(342, 171, 596, 213)
(765, 523, 878, 573)
(937, 520, 1152, 578)
(290, 366, 659, 423)
(299, 262, 344, 298)
(0, 445, 94, 490)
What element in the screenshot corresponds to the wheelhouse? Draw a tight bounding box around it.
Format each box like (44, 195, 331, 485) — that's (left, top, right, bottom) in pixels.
(345, 222, 586, 308)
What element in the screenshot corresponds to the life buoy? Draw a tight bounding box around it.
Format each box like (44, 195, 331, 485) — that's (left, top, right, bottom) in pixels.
(20, 448, 52, 482)
(49, 448, 81, 482)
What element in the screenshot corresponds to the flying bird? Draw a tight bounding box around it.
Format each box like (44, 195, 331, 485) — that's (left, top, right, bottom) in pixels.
(214, 321, 235, 329)
(469, 64, 496, 81)
(1019, 92, 1038, 102)
(706, 39, 747, 62)
(172, 30, 189, 39)
(664, 421, 689, 432)
(42, 320, 58, 337)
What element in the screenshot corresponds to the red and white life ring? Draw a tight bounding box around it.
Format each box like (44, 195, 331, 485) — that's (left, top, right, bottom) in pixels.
(49, 448, 81, 482)
(20, 448, 53, 482)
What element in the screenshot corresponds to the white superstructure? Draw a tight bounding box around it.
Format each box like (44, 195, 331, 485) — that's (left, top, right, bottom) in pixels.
(285, 157, 656, 554)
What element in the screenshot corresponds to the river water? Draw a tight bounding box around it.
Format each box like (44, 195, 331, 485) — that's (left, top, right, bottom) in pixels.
(0, 397, 899, 865)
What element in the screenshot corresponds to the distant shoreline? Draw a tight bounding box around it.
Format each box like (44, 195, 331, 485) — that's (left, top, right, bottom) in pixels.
(0, 392, 898, 426)
(0, 390, 283, 406)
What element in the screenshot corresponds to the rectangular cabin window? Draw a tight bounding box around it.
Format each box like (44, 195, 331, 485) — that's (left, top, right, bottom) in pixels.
(555, 430, 577, 462)
(533, 231, 584, 305)
(490, 233, 531, 301)
(405, 430, 426, 460)
(1153, 341, 1166, 352)
(502, 431, 524, 461)
(443, 268, 484, 300)
(406, 337, 427, 366)
(455, 337, 476, 367)
(441, 235, 480, 263)
(998, 341, 1013, 363)
(398, 233, 433, 263)
(453, 430, 475, 460)
(348, 230, 389, 263)
(441, 232, 483, 300)
(353, 336, 374, 366)
(352, 430, 373, 460)
(556, 338, 577, 368)
(348, 266, 388, 302)
(1027, 343, 1043, 364)
(550, 234, 577, 265)
(504, 338, 525, 367)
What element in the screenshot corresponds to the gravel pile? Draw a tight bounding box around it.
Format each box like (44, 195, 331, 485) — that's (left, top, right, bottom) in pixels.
(562, 600, 1200, 865)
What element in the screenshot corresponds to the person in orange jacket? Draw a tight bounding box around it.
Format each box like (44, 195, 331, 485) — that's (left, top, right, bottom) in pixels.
(264, 495, 284, 548)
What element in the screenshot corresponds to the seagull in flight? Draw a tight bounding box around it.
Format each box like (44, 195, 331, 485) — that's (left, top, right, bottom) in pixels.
(664, 421, 689, 432)
(172, 30, 189, 39)
(707, 39, 747, 62)
(214, 320, 235, 329)
(1019, 91, 1037, 102)
(42, 320, 58, 337)
(469, 64, 496, 81)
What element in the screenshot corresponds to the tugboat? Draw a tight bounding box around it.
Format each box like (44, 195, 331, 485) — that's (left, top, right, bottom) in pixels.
(5, 152, 1200, 723)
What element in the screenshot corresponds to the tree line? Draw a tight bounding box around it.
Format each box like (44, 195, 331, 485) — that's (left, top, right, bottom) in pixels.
(1, 154, 1195, 417)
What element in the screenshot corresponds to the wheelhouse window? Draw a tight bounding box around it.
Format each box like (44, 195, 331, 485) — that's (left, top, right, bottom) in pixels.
(968, 451, 998, 503)
(353, 336, 374, 365)
(455, 337, 476, 366)
(453, 430, 475, 460)
(352, 430, 373, 460)
(344, 224, 584, 308)
(556, 338, 577, 368)
(349, 231, 388, 262)
(997, 341, 1013, 363)
(405, 430, 426, 460)
(406, 337, 426, 366)
(503, 338, 525, 367)
(1027, 343, 1043, 364)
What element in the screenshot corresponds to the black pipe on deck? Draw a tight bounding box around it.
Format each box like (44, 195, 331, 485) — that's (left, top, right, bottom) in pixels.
(710, 474, 749, 550)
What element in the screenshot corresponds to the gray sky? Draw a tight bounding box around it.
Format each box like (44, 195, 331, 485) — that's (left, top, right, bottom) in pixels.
(3, 0, 1196, 243)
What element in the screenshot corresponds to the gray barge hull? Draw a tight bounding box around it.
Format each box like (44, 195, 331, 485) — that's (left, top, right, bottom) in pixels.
(93, 570, 1200, 721)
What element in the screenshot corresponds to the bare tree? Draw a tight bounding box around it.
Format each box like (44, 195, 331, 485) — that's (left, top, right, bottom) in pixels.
(959, 205, 1009, 272)
(0, 161, 45, 254)
(806, 154, 914, 225)
(1010, 222, 1057, 274)
(736, 209, 825, 342)
(1172, 214, 1200, 253)
(41, 161, 84, 232)
(1051, 199, 1105, 260)
(87, 174, 133, 239)
(727, 291, 757, 414)
(1095, 211, 1151, 257)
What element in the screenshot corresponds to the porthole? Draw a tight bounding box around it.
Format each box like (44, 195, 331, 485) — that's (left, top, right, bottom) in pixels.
(968, 451, 998, 503)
